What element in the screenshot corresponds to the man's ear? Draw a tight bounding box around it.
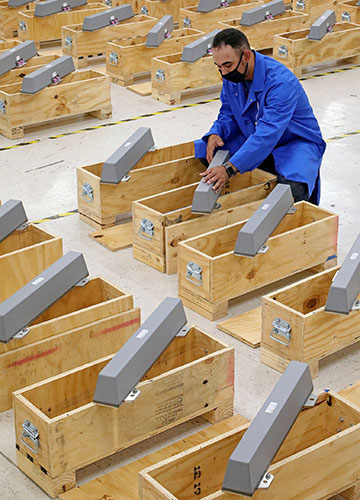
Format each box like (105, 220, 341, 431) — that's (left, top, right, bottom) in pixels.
(243, 49, 252, 62)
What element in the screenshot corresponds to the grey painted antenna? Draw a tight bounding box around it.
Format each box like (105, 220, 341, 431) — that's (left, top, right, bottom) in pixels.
(308, 10, 336, 40)
(146, 16, 174, 47)
(0, 252, 89, 343)
(197, 0, 235, 13)
(325, 233, 360, 314)
(0, 41, 37, 77)
(93, 297, 187, 407)
(222, 361, 314, 496)
(191, 150, 230, 214)
(181, 30, 220, 62)
(34, 0, 87, 17)
(100, 127, 155, 184)
(82, 5, 134, 31)
(0, 200, 27, 243)
(21, 55, 75, 94)
(234, 183, 294, 257)
(241, 0, 285, 26)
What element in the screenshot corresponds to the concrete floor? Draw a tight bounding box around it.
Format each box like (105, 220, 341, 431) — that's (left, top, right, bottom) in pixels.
(0, 55, 360, 499)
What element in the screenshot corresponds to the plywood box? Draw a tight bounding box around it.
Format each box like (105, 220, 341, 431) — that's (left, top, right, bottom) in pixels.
(273, 22, 360, 78)
(337, 0, 360, 24)
(62, 14, 158, 69)
(178, 202, 338, 320)
(140, 391, 360, 500)
(133, 169, 276, 273)
(106, 28, 204, 86)
(0, 1, 34, 38)
(292, 0, 338, 23)
(14, 326, 234, 497)
(0, 54, 59, 85)
(0, 69, 112, 139)
(141, 0, 183, 23)
(76, 140, 202, 229)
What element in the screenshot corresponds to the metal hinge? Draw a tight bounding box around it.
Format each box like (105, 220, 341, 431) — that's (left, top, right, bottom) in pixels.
(296, 0, 305, 9)
(64, 35, 72, 48)
(270, 318, 291, 346)
(155, 69, 165, 81)
(183, 17, 191, 27)
(138, 218, 154, 240)
(21, 420, 39, 454)
(278, 45, 288, 59)
(19, 21, 26, 31)
(82, 182, 94, 202)
(0, 100, 5, 115)
(341, 11, 351, 22)
(186, 262, 202, 286)
(109, 51, 118, 65)
(141, 5, 148, 15)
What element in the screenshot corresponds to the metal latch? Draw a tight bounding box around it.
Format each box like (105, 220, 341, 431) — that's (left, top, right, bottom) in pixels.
(51, 71, 62, 85)
(19, 21, 26, 31)
(270, 318, 291, 346)
(278, 45, 288, 58)
(62, 1, 71, 10)
(105, 0, 112, 5)
(183, 17, 191, 27)
(141, 5, 148, 15)
(341, 11, 351, 22)
(64, 36, 72, 48)
(109, 51, 118, 65)
(21, 420, 39, 454)
(186, 262, 202, 286)
(155, 69, 165, 81)
(0, 100, 5, 115)
(15, 55, 26, 68)
(82, 182, 94, 202)
(138, 218, 154, 240)
(296, 0, 305, 9)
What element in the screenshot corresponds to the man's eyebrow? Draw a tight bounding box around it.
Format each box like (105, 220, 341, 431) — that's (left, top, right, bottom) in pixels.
(214, 61, 232, 66)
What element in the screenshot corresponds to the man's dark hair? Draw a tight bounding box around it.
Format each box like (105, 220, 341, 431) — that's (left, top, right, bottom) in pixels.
(212, 28, 250, 53)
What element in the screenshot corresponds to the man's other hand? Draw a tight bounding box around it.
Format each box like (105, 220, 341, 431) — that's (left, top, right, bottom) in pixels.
(200, 166, 228, 194)
(206, 134, 224, 164)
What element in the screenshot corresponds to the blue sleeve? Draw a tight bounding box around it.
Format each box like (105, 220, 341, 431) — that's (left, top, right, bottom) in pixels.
(204, 85, 240, 142)
(229, 78, 300, 172)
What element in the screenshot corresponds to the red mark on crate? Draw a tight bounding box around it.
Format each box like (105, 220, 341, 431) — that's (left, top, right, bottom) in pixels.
(94, 317, 140, 337)
(7, 346, 60, 369)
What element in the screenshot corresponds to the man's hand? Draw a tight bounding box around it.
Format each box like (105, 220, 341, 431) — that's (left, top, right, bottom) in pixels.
(200, 165, 228, 194)
(206, 134, 224, 164)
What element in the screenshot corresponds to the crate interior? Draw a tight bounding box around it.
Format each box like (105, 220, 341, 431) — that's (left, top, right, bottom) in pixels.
(19, 327, 225, 418)
(155, 52, 213, 64)
(223, 9, 304, 26)
(184, 202, 332, 257)
(183, 0, 261, 13)
(277, 22, 356, 40)
(146, 396, 360, 499)
(24, 2, 106, 15)
(0, 41, 21, 53)
(0, 225, 54, 257)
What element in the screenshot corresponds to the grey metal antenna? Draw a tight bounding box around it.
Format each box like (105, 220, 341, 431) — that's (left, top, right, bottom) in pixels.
(0, 41, 37, 77)
(146, 16, 174, 47)
(21, 55, 75, 94)
(35, 0, 87, 17)
(82, 5, 134, 31)
(308, 10, 336, 40)
(0, 200, 28, 243)
(240, 0, 285, 26)
(181, 30, 220, 62)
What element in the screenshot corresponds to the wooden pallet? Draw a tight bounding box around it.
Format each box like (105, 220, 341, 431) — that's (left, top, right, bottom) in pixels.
(0, 54, 59, 85)
(217, 306, 262, 347)
(132, 169, 276, 273)
(0, 224, 62, 302)
(273, 22, 360, 78)
(14, 326, 234, 498)
(292, 0, 338, 24)
(17, 3, 108, 48)
(337, 0, 360, 24)
(0, 69, 112, 139)
(151, 52, 221, 105)
(62, 14, 158, 69)
(261, 266, 360, 378)
(140, 391, 360, 500)
(76, 140, 200, 229)
(0, 1, 33, 38)
(219, 10, 309, 50)
(1, 284, 139, 412)
(178, 202, 338, 321)
(106, 27, 204, 86)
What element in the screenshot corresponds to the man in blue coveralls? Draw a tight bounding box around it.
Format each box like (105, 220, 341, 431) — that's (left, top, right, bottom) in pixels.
(196, 29, 326, 204)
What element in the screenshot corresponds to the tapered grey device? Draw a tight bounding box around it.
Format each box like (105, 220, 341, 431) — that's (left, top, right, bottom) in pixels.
(0, 41, 37, 76)
(146, 16, 173, 47)
(34, 0, 87, 17)
(191, 150, 230, 214)
(325, 233, 360, 315)
(0, 200, 27, 243)
(8, 0, 35, 6)
(241, 0, 284, 25)
(222, 361, 313, 496)
(308, 10, 336, 40)
(234, 184, 293, 257)
(21, 55, 75, 94)
(100, 127, 155, 184)
(197, 0, 234, 13)
(181, 30, 220, 62)
(82, 4, 133, 30)
(0, 252, 89, 343)
(93, 297, 187, 407)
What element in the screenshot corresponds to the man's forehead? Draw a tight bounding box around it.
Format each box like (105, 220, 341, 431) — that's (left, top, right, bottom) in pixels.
(212, 44, 238, 64)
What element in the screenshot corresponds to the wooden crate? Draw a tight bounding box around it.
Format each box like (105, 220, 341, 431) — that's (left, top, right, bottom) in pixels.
(132, 169, 276, 274)
(77, 140, 201, 229)
(179, 0, 263, 32)
(0, 1, 34, 38)
(218, 10, 309, 50)
(112, 0, 195, 12)
(62, 15, 158, 69)
(17, 3, 108, 47)
(140, 391, 360, 500)
(0, 54, 59, 85)
(337, 0, 360, 24)
(0, 69, 112, 139)
(14, 326, 234, 497)
(273, 22, 360, 78)
(151, 52, 221, 105)
(0, 281, 139, 412)
(178, 202, 338, 320)
(141, 0, 183, 23)
(0, 224, 62, 302)
(0, 39, 21, 52)
(292, 0, 338, 23)
(106, 28, 204, 86)
(261, 266, 360, 378)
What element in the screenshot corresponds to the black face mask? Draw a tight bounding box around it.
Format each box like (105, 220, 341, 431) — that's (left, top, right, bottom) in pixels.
(221, 51, 248, 84)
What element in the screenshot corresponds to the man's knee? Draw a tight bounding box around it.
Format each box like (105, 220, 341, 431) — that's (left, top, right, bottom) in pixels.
(277, 175, 309, 203)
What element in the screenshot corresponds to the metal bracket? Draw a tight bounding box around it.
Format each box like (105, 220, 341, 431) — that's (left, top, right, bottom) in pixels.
(141, 5, 148, 14)
(341, 11, 351, 22)
(222, 361, 313, 496)
(105, 0, 112, 5)
(124, 388, 141, 402)
(270, 318, 291, 346)
(109, 51, 118, 65)
(304, 393, 318, 407)
(296, 0, 305, 9)
(101, 127, 155, 184)
(191, 150, 230, 214)
(241, 0, 285, 26)
(186, 262, 202, 286)
(0, 41, 38, 77)
(21, 420, 39, 454)
(176, 325, 190, 337)
(278, 45, 288, 58)
(21, 55, 75, 94)
(181, 29, 220, 62)
(34, 0, 86, 17)
(258, 472, 274, 489)
(82, 182, 94, 202)
(155, 69, 165, 81)
(308, 10, 336, 41)
(352, 300, 360, 311)
(183, 17, 191, 27)
(13, 327, 30, 340)
(19, 21, 26, 32)
(325, 233, 360, 314)
(0, 200, 28, 243)
(197, 0, 234, 12)
(93, 297, 187, 407)
(234, 184, 293, 257)
(138, 218, 154, 240)
(146, 15, 174, 47)
(64, 35, 72, 48)
(0, 100, 5, 115)
(82, 5, 134, 31)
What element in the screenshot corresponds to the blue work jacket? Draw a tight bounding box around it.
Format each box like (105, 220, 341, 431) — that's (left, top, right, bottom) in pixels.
(195, 51, 326, 203)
